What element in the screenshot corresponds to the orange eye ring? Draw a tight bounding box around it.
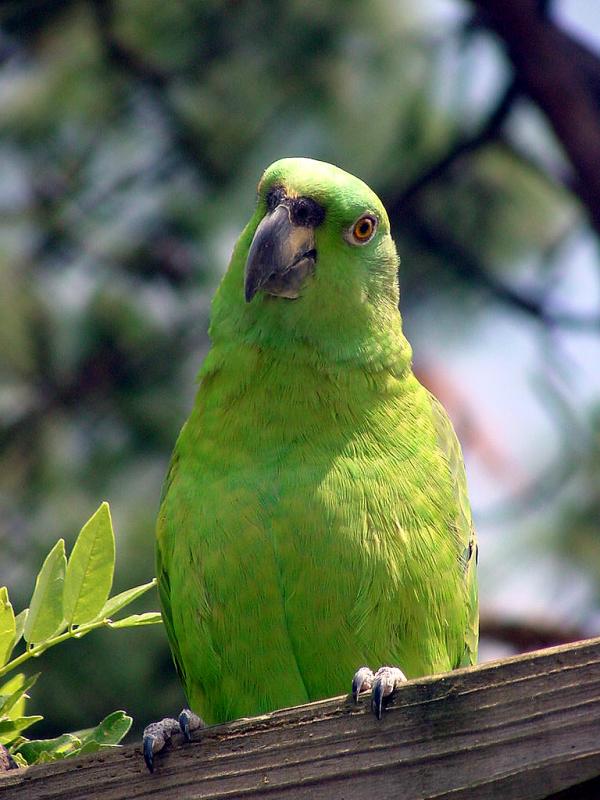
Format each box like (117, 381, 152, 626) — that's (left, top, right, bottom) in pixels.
(350, 214, 377, 244)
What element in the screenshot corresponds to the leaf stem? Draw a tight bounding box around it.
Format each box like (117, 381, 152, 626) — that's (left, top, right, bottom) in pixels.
(0, 618, 110, 678)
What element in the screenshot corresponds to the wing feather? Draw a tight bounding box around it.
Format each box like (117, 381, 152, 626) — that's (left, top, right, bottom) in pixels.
(429, 392, 479, 667)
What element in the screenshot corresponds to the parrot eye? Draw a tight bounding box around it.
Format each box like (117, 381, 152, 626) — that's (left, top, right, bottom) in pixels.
(347, 214, 377, 245)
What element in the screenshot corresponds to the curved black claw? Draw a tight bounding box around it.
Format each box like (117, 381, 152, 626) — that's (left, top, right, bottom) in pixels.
(351, 666, 374, 704)
(178, 708, 205, 742)
(143, 734, 156, 774)
(142, 717, 180, 774)
(371, 679, 385, 720)
(370, 666, 407, 720)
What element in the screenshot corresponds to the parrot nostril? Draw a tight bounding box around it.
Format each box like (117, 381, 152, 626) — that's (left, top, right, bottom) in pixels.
(265, 185, 286, 212)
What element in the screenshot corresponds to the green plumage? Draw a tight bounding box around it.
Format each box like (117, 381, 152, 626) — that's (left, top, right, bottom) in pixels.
(156, 158, 478, 724)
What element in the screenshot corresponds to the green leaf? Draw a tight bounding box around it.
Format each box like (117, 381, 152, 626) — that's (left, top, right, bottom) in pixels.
(0, 673, 39, 719)
(108, 612, 162, 629)
(13, 609, 28, 648)
(35, 751, 57, 764)
(63, 502, 115, 626)
(10, 751, 28, 769)
(78, 710, 132, 747)
(74, 741, 100, 755)
(23, 539, 67, 645)
(0, 588, 15, 666)
(0, 673, 25, 718)
(76, 741, 120, 756)
(91, 579, 157, 622)
(15, 733, 81, 765)
(0, 715, 43, 744)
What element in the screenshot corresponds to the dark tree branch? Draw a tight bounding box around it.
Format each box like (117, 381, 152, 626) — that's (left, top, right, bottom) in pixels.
(407, 215, 600, 330)
(480, 614, 591, 652)
(389, 77, 520, 216)
(89, 0, 227, 185)
(4, 638, 600, 798)
(471, 0, 600, 236)
(379, 40, 599, 333)
(0, 0, 76, 38)
(90, 0, 171, 89)
(558, 28, 600, 107)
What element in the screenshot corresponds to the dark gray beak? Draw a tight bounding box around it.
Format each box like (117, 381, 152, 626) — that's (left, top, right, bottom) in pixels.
(244, 205, 316, 302)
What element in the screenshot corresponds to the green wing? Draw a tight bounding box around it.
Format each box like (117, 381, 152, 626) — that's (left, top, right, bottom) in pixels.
(155, 450, 190, 694)
(429, 392, 479, 667)
(156, 541, 188, 688)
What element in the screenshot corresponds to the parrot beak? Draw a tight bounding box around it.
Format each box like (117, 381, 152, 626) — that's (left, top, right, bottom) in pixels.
(244, 204, 316, 302)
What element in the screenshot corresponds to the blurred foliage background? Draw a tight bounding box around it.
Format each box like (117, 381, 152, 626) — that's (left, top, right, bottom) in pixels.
(1, 0, 599, 739)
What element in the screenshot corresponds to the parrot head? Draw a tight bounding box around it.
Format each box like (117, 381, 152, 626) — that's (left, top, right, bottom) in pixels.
(245, 158, 398, 305)
(211, 158, 408, 369)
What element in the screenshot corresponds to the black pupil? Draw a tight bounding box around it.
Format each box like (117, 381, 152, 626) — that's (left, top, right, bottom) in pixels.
(359, 220, 371, 236)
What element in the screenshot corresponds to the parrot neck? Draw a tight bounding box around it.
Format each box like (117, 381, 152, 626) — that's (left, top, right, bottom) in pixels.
(191, 335, 419, 460)
(198, 329, 414, 419)
(208, 294, 412, 377)
(204, 318, 412, 381)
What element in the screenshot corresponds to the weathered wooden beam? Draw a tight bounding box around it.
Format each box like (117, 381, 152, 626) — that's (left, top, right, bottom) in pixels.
(2, 636, 600, 799)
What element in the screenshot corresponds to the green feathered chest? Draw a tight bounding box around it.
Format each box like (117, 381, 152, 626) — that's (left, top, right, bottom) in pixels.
(159, 348, 469, 708)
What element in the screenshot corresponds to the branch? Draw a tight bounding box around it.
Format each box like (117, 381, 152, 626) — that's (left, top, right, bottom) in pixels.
(3, 638, 600, 798)
(480, 613, 590, 652)
(89, 0, 227, 184)
(407, 215, 600, 330)
(0, 337, 130, 452)
(389, 77, 520, 216)
(0, 1, 76, 39)
(89, 0, 171, 89)
(471, 0, 600, 235)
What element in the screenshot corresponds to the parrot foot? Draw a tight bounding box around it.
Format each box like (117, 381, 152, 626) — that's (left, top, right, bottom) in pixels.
(351, 665, 375, 702)
(142, 708, 205, 773)
(352, 665, 407, 719)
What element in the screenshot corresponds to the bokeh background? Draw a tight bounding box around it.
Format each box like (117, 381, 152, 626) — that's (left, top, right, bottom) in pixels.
(1, 0, 599, 739)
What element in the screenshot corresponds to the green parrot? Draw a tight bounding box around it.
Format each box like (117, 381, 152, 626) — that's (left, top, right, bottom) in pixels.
(143, 157, 478, 770)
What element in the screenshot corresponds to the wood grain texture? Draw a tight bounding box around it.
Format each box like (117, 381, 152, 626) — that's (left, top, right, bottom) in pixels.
(2, 636, 600, 799)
